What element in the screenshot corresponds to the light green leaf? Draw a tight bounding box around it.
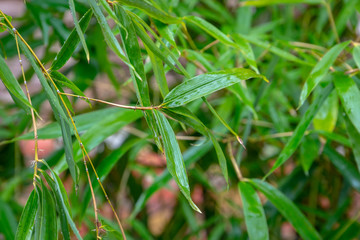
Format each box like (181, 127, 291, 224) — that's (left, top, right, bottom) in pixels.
(249, 179, 321, 240)
(238, 182, 269, 240)
(265, 82, 333, 178)
(15, 190, 38, 240)
(162, 68, 262, 108)
(333, 72, 360, 134)
(241, 0, 324, 6)
(352, 45, 360, 69)
(153, 110, 200, 212)
(54, 108, 142, 173)
(51, 9, 92, 71)
(313, 89, 338, 133)
(299, 41, 350, 107)
(232, 34, 259, 73)
(68, 0, 90, 62)
(184, 15, 235, 46)
(115, 0, 180, 24)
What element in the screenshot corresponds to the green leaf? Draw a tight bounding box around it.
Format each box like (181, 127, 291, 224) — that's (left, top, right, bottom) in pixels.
(241, 0, 324, 6)
(299, 41, 350, 108)
(68, 0, 90, 62)
(323, 145, 360, 192)
(265, 82, 333, 178)
(0, 13, 12, 32)
(15, 190, 38, 240)
(344, 116, 360, 173)
(0, 199, 17, 240)
(131, 140, 212, 218)
(162, 68, 261, 108)
(184, 15, 235, 46)
(14, 32, 71, 125)
(39, 180, 57, 240)
(313, 89, 338, 133)
(14, 108, 124, 141)
(115, 0, 180, 24)
(240, 35, 311, 66)
(87, 0, 138, 78)
(115, 5, 162, 150)
(153, 110, 200, 212)
(352, 45, 360, 69)
(333, 72, 360, 134)
(147, 47, 169, 98)
(0, 54, 33, 113)
(54, 108, 142, 173)
(161, 106, 229, 185)
(300, 136, 319, 175)
(51, 9, 92, 71)
(41, 162, 83, 240)
(232, 34, 259, 73)
(249, 179, 321, 240)
(238, 182, 269, 240)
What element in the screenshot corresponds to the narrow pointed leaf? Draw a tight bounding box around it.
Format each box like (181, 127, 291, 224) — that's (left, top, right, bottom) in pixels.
(184, 16, 235, 46)
(153, 110, 200, 212)
(41, 162, 83, 239)
(323, 145, 360, 192)
(299, 41, 350, 107)
(238, 182, 269, 240)
(163, 68, 261, 108)
(241, 0, 324, 6)
(249, 179, 321, 240)
(333, 72, 360, 133)
(68, 0, 90, 62)
(265, 82, 333, 178)
(0, 54, 33, 113)
(39, 180, 57, 240)
(344, 116, 360, 173)
(15, 190, 38, 240)
(313, 89, 338, 133)
(51, 9, 92, 70)
(115, 0, 180, 24)
(352, 45, 360, 69)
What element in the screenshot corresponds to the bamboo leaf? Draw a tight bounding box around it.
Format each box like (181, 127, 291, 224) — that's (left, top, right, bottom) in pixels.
(323, 145, 360, 192)
(162, 68, 262, 108)
(87, 0, 138, 77)
(352, 45, 360, 69)
(68, 0, 90, 62)
(0, 54, 33, 113)
(54, 108, 142, 173)
(51, 9, 92, 71)
(241, 0, 324, 6)
(15, 190, 38, 240)
(238, 182, 269, 240)
(299, 41, 350, 108)
(41, 162, 83, 240)
(184, 15, 235, 46)
(344, 116, 360, 173)
(249, 179, 321, 240)
(39, 180, 57, 240)
(153, 110, 200, 212)
(115, 5, 162, 150)
(265, 82, 333, 178)
(333, 72, 360, 133)
(313, 89, 338, 133)
(114, 0, 180, 24)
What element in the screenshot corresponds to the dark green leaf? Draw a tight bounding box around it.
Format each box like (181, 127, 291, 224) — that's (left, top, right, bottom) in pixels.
(39, 180, 57, 240)
(333, 72, 360, 133)
(51, 9, 92, 71)
(249, 179, 321, 240)
(162, 68, 261, 107)
(344, 116, 360, 173)
(299, 41, 350, 107)
(15, 190, 38, 240)
(238, 182, 269, 240)
(265, 82, 333, 178)
(153, 110, 200, 212)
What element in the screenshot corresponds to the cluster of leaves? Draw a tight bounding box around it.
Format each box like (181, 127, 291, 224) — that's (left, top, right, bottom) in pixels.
(1, 0, 360, 239)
